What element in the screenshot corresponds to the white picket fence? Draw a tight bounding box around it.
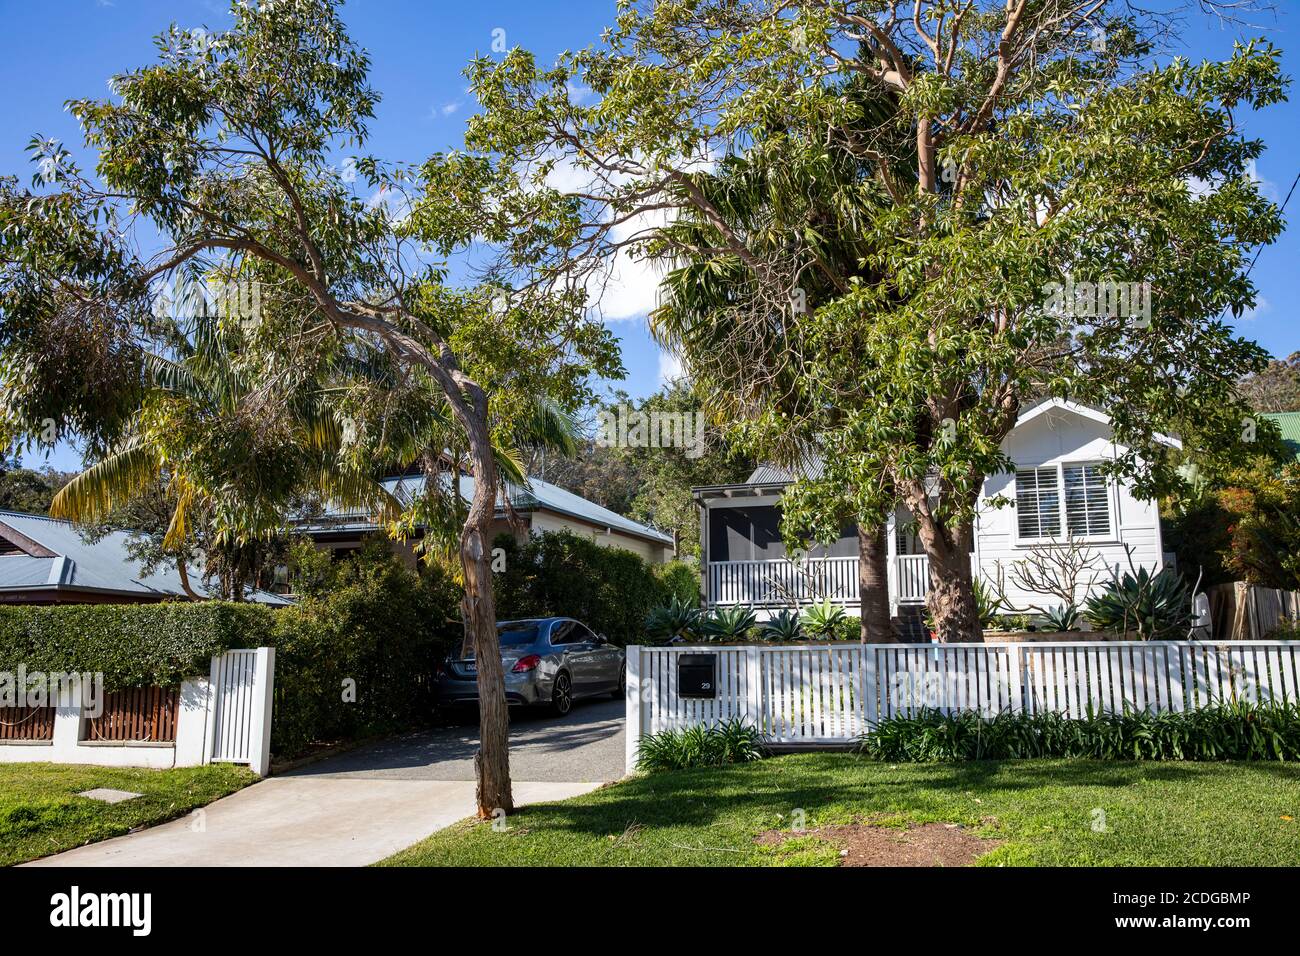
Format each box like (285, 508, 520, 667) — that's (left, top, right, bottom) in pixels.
(624, 641, 1300, 772)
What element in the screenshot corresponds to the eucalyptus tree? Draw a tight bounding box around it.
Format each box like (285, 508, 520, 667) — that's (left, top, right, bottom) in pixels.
(467, 0, 1286, 641)
(0, 0, 618, 814)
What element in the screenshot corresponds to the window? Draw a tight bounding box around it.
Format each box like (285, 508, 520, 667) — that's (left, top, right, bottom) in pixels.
(1063, 464, 1111, 537)
(1015, 467, 1061, 539)
(1016, 463, 1112, 542)
(548, 621, 578, 644)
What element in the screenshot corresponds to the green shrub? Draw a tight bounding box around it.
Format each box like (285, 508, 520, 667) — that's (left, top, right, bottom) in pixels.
(492, 531, 670, 646)
(636, 719, 766, 773)
(834, 614, 861, 641)
(801, 599, 847, 640)
(0, 601, 272, 691)
(268, 544, 462, 757)
(699, 605, 757, 642)
(655, 560, 700, 605)
(645, 596, 701, 644)
(860, 702, 1300, 762)
(761, 609, 804, 642)
(1084, 565, 1192, 640)
(1041, 603, 1081, 632)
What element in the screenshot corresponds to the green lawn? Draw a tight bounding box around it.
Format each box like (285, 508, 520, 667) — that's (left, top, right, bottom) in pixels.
(382, 755, 1300, 867)
(0, 762, 256, 866)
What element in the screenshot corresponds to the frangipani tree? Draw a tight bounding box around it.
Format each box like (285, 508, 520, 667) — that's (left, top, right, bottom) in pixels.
(0, 0, 618, 815)
(466, 0, 1286, 641)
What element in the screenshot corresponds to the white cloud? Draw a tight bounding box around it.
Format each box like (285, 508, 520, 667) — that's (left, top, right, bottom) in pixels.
(529, 149, 714, 323)
(1188, 159, 1279, 202)
(1238, 295, 1271, 322)
(437, 101, 462, 117)
(658, 347, 685, 385)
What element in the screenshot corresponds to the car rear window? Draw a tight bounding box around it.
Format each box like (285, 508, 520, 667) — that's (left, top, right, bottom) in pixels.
(497, 625, 540, 647)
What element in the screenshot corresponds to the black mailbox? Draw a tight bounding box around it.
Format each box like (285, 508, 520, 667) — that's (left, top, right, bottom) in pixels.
(677, 653, 717, 699)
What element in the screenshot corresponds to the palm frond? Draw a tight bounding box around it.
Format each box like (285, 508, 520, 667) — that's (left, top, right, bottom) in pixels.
(49, 441, 162, 523)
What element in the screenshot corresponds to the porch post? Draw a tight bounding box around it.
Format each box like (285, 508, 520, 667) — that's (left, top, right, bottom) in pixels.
(698, 497, 709, 606)
(886, 511, 898, 618)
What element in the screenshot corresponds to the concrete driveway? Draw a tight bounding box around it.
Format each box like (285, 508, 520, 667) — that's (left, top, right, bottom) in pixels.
(296, 697, 626, 784)
(29, 697, 624, 867)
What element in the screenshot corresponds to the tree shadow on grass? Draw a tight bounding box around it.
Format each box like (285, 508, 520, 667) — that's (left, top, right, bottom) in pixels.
(507, 755, 1300, 841)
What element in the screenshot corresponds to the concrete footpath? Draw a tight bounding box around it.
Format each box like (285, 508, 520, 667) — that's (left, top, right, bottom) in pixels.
(28, 777, 599, 867)
(29, 697, 622, 866)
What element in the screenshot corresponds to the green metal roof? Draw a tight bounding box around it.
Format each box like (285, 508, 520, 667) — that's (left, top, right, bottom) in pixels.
(1262, 412, 1300, 461)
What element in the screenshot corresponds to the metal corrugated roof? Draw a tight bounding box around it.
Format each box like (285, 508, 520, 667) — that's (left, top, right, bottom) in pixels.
(0, 511, 291, 604)
(745, 455, 825, 485)
(1263, 412, 1300, 461)
(309, 474, 675, 546)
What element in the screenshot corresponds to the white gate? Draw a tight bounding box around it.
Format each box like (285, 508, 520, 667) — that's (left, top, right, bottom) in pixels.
(206, 647, 276, 775)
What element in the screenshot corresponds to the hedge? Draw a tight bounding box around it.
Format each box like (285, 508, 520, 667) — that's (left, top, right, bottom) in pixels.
(860, 704, 1300, 762)
(0, 549, 463, 759)
(491, 530, 679, 646)
(265, 554, 461, 757)
(0, 601, 270, 691)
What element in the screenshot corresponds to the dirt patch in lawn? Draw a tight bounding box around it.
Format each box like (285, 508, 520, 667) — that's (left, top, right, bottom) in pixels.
(756, 821, 1002, 867)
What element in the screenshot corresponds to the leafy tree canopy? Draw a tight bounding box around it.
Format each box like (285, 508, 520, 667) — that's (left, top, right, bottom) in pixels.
(465, 0, 1288, 639)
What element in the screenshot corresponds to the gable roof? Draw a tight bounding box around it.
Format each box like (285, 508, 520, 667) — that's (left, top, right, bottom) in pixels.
(305, 473, 675, 547)
(703, 398, 1180, 495)
(1262, 412, 1300, 461)
(0, 511, 290, 604)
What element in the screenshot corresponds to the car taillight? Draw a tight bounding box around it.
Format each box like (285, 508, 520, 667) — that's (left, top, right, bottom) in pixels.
(512, 654, 542, 673)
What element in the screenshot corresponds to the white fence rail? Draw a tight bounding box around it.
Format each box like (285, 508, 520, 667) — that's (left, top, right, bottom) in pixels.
(894, 555, 929, 604)
(708, 557, 859, 606)
(624, 641, 1300, 772)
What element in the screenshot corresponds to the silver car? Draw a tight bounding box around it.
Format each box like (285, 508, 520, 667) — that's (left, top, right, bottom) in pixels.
(434, 617, 626, 716)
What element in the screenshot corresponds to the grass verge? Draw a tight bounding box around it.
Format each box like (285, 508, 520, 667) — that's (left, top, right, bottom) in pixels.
(381, 754, 1300, 867)
(0, 762, 256, 865)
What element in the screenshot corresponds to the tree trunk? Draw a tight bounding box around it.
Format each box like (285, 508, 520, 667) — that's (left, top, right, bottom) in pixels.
(459, 404, 514, 819)
(915, 516, 982, 643)
(176, 558, 202, 601)
(857, 525, 895, 643)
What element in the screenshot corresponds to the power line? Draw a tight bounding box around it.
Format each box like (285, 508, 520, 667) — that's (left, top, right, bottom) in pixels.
(1241, 166, 1300, 283)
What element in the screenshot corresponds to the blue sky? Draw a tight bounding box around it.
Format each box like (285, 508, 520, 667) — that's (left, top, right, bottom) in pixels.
(3, 0, 1297, 471)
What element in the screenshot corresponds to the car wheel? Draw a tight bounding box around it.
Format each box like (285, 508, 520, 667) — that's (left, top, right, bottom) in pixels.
(611, 664, 626, 699)
(551, 672, 573, 716)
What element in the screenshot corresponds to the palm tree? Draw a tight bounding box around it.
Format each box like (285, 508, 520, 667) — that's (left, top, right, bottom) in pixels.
(51, 315, 401, 598)
(53, 314, 584, 600)
(647, 78, 909, 642)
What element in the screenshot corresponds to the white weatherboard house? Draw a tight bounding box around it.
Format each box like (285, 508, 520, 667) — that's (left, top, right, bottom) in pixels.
(692, 399, 1178, 634)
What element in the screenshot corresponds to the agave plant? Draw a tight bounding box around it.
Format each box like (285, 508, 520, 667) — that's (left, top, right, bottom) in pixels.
(700, 605, 758, 643)
(644, 596, 701, 644)
(800, 599, 846, 640)
(972, 577, 1002, 628)
(1085, 566, 1192, 640)
(1042, 603, 1081, 633)
(761, 608, 804, 642)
